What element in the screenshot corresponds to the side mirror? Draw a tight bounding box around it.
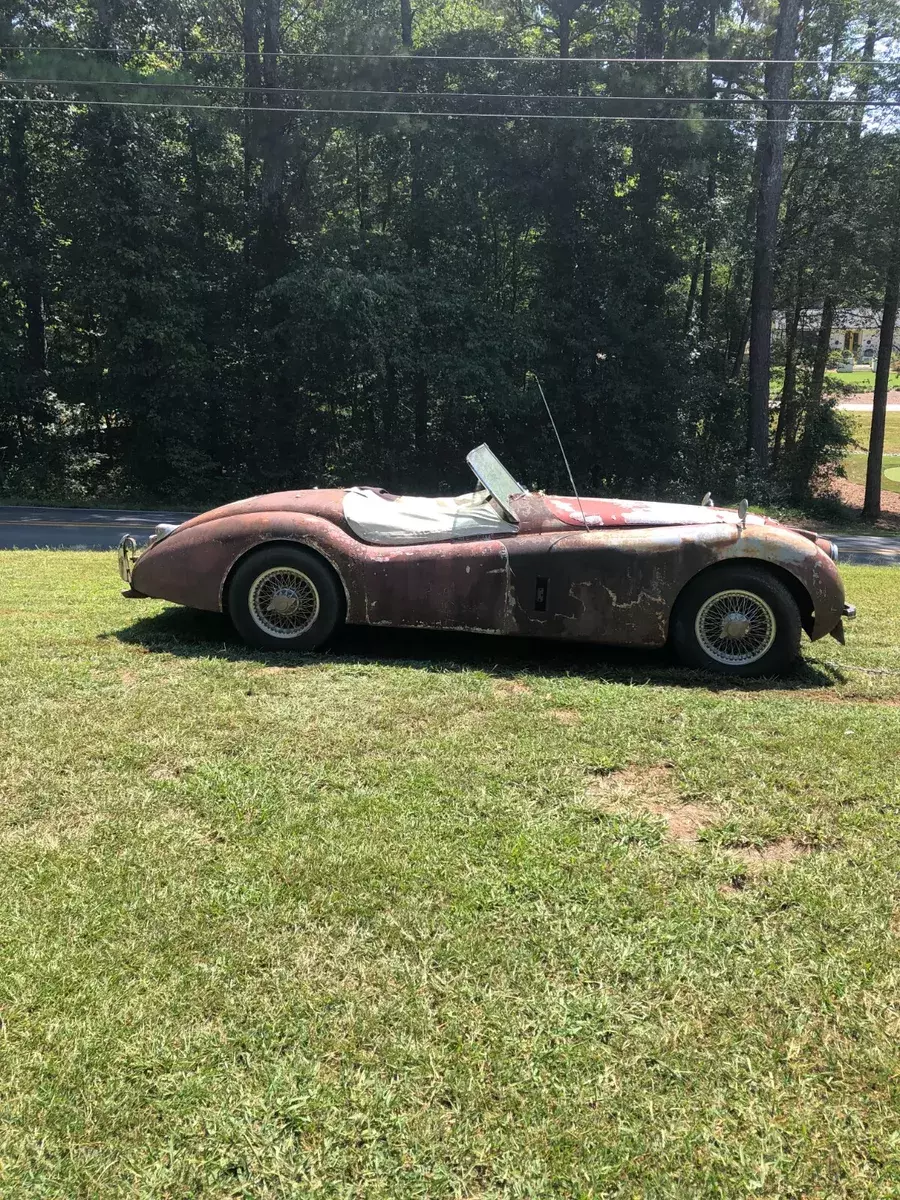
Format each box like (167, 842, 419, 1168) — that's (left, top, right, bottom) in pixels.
(737, 498, 748, 529)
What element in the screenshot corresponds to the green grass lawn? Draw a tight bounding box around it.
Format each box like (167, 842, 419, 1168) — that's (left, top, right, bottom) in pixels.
(2, 553, 900, 1197)
(844, 452, 900, 495)
(825, 369, 900, 392)
(846, 410, 900, 455)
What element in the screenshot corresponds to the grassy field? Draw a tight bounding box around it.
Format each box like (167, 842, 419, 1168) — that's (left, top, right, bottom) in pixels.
(1, 553, 900, 1198)
(844, 453, 900, 496)
(843, 414, 900, 499)
(826, 369, 900, 392)
(846, 410, 900, 454)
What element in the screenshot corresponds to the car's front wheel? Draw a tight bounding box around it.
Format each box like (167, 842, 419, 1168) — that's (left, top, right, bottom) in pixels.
(671, 564, 802, 677)
(228, 545, 345, 651)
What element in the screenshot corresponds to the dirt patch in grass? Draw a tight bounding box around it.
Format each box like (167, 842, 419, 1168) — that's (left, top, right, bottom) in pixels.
(831, 476, 900, 524)
(719, 840, 817, 893)
(736, 838, 815, 866)
(586, 764, 716, 844)
(148, 762, 193, 781)
(0, 812, 98, 849)
(493, 679, 531, 697)
(551, 708, 580, 725)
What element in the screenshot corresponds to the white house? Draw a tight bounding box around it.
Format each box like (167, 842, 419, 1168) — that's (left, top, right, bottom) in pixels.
(774, 308, 900, 359)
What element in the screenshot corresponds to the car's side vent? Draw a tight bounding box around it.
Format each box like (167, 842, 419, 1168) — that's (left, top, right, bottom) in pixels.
(534, 576, 548, 612)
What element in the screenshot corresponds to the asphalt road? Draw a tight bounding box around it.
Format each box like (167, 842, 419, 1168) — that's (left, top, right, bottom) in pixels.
(0, 505, 196, 550)
(0, 506, 898, 565)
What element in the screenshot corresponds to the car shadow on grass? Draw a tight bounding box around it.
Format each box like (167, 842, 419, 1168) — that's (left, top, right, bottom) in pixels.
(108, 605, 845, 693)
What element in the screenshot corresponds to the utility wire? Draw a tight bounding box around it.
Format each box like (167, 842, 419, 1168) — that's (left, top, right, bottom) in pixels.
(2, 45, 900, 67)
(0, 95, 883, 123)
(6, 77, 900, 105)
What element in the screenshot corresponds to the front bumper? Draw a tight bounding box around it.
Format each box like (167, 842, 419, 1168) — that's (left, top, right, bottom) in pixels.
(830, 603, 857, 645)
(118, 534, 138, 584)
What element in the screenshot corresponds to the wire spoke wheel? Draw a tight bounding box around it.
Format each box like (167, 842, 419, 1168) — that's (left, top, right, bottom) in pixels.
(694, 588, 776, 666)
(248, 567, 320, 638)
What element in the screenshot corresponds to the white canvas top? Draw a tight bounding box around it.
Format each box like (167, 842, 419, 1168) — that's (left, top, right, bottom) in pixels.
(343, 487, 517, 546)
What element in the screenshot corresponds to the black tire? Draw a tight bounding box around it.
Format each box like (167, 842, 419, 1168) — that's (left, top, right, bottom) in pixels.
(671, 563, 802, 677)
(227, 544, 345, 651)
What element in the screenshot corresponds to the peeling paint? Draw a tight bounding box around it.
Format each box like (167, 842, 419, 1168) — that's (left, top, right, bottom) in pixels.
(127, 481, 848, 649)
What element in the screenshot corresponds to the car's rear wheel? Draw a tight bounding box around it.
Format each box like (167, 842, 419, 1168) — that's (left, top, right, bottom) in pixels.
(671, 564, 802, 677)
(228, 545, 344, 651)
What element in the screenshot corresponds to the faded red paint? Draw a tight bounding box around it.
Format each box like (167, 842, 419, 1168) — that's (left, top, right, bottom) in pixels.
(127, 487, 847, 649)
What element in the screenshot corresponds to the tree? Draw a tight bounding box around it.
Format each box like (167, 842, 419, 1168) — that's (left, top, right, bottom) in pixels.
(746, 0, 801, 469)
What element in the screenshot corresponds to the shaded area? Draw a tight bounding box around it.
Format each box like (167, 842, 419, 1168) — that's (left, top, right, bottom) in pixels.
(110, 604, 843, 692)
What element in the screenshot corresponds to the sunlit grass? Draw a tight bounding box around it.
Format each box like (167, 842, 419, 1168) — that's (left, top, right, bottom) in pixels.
(0, 553, 899, 1197)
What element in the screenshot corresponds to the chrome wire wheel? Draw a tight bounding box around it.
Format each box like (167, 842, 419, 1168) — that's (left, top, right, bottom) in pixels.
(694, 588, 777, 667)
(248, 567, 320, 639)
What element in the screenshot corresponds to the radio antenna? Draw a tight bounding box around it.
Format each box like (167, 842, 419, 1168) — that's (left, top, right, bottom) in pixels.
(527, 372, 589, 530)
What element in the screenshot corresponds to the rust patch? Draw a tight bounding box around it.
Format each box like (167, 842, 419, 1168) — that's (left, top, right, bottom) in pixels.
(586, 764, 716, 844)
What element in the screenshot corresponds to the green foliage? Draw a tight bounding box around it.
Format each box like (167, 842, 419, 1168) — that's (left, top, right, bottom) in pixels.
(0, 0, 897, 506)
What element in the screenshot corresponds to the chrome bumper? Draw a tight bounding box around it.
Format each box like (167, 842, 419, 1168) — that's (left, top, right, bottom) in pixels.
(118, 534, 138, 584)
(829, 604, 857, 645)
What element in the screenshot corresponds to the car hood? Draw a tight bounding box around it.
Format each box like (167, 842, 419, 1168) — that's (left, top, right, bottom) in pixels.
(543, 495, 767, 530)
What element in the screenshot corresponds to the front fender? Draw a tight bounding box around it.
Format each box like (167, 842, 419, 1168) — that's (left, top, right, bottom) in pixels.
(714, 524, 845, 640)
(549, 522, 845, 645)
(131, 512, 359, 614)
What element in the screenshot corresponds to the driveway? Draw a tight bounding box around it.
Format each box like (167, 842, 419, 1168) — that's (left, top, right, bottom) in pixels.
(829, 534, 900, 566)
(0, 506, 195, 550)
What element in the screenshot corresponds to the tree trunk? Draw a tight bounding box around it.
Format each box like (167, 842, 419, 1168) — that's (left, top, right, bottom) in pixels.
(697, 5, 718, 335)
(772, 282, 802, 463)
(400, 0, 413, 47)
(8, 110, 47, 381)
(400, 0, 430, 464)
(683, 239, 703, 333)
(242, 2, 262, 268)
(257, 0, 289, 280)
(747, 0, 801, 467)
(806, 295, 835, 413)
(699, 168, 716, 333)
(863, 223, 900, 520)
(631, 0, 665, 301)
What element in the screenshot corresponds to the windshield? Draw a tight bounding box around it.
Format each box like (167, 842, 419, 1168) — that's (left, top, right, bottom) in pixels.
(466, 444, 526, 521)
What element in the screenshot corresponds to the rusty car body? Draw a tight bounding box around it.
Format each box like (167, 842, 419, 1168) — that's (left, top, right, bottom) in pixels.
(119, 444, 853, 676)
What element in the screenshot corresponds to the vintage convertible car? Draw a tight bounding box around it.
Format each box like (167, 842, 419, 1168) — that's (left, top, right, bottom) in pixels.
(118, 444, 854, 676)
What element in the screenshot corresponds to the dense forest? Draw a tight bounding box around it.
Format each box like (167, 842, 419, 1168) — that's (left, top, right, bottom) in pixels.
(1, 0, 899, 508)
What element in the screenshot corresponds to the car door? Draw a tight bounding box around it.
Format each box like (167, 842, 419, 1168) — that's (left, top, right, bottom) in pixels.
(355, 534, 518, 633)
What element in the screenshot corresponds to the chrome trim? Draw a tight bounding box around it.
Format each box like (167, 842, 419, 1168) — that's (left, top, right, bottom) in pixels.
(118, 534, 138, 584)
(842, 603, 856, 620)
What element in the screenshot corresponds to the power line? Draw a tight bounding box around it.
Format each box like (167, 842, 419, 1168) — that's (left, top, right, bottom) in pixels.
(0, 95, 881, 123)
(2, 45, 900, 67)
(6, 77, 900, 106)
